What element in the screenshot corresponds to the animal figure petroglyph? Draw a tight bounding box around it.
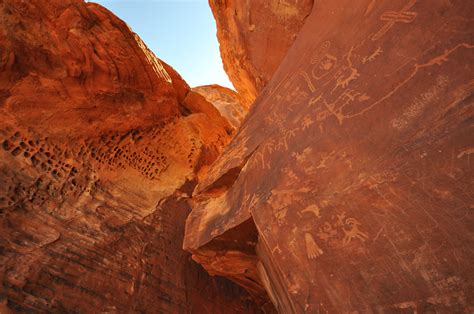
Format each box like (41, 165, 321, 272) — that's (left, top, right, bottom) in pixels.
(362, 47, 383, 64)
(343, 218, 369, 245)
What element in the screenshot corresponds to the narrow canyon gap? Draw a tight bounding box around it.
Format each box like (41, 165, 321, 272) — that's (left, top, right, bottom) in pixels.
(0, 0, 258, 312)
(0, 0, 473, 313)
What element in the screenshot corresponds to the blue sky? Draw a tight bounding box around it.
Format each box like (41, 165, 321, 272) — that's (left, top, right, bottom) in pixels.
(88, 0, 233, 89)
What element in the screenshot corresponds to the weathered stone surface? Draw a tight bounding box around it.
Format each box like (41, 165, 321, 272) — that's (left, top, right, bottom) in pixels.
(209, 0, 313, 107)
(0, 0, 259, 312)
(194, 84, 246, 130)
(185, 0, 474, 312)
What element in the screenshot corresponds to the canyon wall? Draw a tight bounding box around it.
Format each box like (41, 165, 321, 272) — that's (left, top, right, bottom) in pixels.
(209, 0, 314, 107)
(0, 0, 260, 312)
(185, 0, 474, 312)
(194, 85, 246, 130)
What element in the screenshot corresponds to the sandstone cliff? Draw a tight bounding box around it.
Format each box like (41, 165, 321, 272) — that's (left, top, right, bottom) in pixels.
(0, 0, 259, 312)
(194, 85, 246, 130)
(209, 0, 313, 107)
(185, 0, 474, 312)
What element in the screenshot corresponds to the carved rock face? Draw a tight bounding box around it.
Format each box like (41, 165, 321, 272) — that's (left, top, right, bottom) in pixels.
(209, 0, 314, 107)
(185, 0, 474, 312)
(0, 0, 259, 312)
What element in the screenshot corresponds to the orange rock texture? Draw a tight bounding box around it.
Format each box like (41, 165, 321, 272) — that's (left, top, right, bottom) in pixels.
(0, 0, 259, 312)
(209, 0, 313, 107)
(194, 85, 246, 130)
(185, 0, 474, 312)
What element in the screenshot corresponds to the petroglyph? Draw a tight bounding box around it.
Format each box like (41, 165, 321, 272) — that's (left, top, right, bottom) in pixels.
(305, 233, 323, 259)
(332, 47, 360, 91)
(314, 89, 370, 125)
(345, 43, 473, 120)
(342, 218, 369, 245)
(317, 222, 338, 242)
(310, 41, 331, 65)
(457, 148, 474, 159)
(315, 212, 368, 247)
(274, 207, 289, 225)
(391, 75, 449, 130)
(362, 47, 383, 64)
(302, 115, 315, 130)
(311, 51, 338, 81)
(272, 245, 282, 255)
(371, 0, 417, 41)
(301, 204, 321, 218)
(299, 70, 316, 93)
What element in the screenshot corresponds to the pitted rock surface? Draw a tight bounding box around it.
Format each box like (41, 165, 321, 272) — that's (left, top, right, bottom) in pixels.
(0, 0, 259, 312)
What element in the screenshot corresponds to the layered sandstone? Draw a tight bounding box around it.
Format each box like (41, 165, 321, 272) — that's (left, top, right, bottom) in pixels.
(209, 0, 313, 107)
(0, 0, 259, 312)
(185, 0, 474, 312)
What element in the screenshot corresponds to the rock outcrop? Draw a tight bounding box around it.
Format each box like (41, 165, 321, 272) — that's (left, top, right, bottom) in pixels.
(209, 0, 313, 107)
(0, 0, 260, 312)
(194, 85, 246, 130)
(185, 0, 474, 312)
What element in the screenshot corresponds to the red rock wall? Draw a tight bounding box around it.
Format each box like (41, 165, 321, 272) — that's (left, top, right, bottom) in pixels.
(185, 0, 474, 312)
(209, 0, 313, 107)
(0, 0, 260, 312)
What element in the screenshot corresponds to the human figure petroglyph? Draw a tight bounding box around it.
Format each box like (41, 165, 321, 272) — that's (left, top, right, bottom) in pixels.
(371, 0, 417, 41)
(305, 233, 324, 259)
(288, 84, 310, 105)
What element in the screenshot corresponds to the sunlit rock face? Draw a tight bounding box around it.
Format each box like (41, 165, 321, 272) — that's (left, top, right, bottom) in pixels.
(194, 85, 246, 130)
(0, 0, 260, 312)
(209, 0, 314, 108)
(185, 0, 474, 312)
